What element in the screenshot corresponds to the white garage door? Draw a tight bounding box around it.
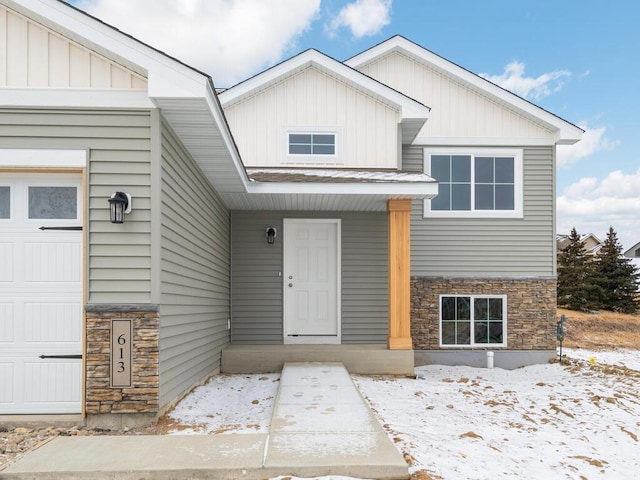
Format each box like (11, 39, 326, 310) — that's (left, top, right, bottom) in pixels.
(0, 173, 83, 414)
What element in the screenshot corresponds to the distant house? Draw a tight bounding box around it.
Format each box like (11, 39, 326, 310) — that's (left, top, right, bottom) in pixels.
(624, 241, 640, 258)
(557, 233, 604, 257)
(0, 0, 582, 427)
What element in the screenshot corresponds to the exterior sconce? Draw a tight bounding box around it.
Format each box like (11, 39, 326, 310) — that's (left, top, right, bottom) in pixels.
(266, 227, 277, 244)
(109, 192, 132, 224)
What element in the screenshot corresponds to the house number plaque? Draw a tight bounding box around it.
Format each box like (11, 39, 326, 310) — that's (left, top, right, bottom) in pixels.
(111, 319, 132, 388)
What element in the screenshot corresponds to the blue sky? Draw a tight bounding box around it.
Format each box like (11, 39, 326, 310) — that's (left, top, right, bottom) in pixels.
(72, 0, 640, 251)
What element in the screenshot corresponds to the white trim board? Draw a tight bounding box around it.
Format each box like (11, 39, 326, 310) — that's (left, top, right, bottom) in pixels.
(0, 149, 87, 168)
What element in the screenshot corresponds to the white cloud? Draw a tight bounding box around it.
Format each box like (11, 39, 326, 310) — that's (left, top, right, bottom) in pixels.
(556, 122, 619, 168)
(557, 169, 640, 250)
(328, 0, 392, 38)
(75, 0, 321, 86)
(479, 61, 570, 101)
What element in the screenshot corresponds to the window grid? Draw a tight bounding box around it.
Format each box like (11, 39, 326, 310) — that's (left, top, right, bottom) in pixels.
(426, 150, 519, 216)
(440, 295, 506, 347)
(288, 133, 336, 156)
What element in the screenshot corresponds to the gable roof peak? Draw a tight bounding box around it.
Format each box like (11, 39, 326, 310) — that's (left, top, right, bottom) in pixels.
(346, 35, 583, 145)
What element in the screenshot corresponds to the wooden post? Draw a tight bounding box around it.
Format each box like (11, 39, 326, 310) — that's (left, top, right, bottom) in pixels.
(387, 199, 412, 350)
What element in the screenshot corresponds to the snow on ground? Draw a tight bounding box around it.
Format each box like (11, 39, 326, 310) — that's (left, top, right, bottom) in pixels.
(166, 350, 640, 480)
(167, 373, 280, 434)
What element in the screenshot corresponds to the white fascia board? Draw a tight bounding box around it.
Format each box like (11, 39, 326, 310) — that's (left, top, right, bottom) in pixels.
(201, 81, 253, 189)
(11, 0, 207, 98)
(246, 181, 438, 198)
(346, 36, 584, 143)
(0, 88, 154, 108)
(219, 49, 430, 122)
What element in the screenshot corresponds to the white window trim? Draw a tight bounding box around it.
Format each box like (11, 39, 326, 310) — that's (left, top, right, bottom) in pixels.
(439, 294, 508, 348)
(0, 149, 87, 168)
(282, 126, 343, 165)
(423, 147, 523, 218)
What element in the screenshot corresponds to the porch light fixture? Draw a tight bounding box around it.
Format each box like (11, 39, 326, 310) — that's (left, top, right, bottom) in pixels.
(108, 192, 132, 224)
(266, 227, 277, 244)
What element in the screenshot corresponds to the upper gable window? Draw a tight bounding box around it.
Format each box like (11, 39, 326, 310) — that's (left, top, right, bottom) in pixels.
(424, 148, 523, 218)
(283, 127, 342, 165)
(289, 134, 335, 155)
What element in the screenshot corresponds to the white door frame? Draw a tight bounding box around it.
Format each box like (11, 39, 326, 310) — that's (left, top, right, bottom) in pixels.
(283, 218, 341, 344)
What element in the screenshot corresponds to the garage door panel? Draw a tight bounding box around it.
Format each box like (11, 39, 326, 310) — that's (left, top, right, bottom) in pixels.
(0, 242, 14, 281)
(24, 242, 82, 282)
(0, 303, 14, 342)
(0, 362, 14, 403)
(24, 302, 82, 344)
(24, 361, 82, 403)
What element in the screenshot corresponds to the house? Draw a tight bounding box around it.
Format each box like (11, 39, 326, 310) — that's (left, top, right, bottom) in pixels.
(557, 232, 604, 257)
(624, 241, 640, 258)
(0, 0, 582, 427)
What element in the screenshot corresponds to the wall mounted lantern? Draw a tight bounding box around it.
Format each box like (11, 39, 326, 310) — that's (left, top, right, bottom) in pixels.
(266, 226, 277, 244)
(109, 192, 132, 224)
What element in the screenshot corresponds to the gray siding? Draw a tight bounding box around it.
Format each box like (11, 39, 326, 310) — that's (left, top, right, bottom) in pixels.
(158, 119, 231, 409)
(231, 212, 388, 344)
(0, 108, 152, 303)
(404, 145, 555, 277)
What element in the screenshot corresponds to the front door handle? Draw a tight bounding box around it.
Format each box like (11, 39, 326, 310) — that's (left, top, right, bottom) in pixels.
(288, 283, 293, 288)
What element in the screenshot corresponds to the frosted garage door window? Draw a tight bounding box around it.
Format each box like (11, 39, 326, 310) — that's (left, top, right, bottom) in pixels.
(0, 187, 9, 219)
(28, 186, 77, 219)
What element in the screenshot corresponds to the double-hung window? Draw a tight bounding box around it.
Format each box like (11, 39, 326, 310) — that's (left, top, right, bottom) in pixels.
(424, 148, 522, 218)
(440, 295, 507, 347)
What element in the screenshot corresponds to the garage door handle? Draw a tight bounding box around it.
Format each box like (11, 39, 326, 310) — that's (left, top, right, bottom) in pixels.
(39, 226, 83, 231)
(38, 354, 83, 359)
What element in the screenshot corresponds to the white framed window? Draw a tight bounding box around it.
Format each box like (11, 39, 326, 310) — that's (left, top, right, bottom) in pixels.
(439, 295, 507, 347)
(0, 185, 11, 220)
(283, 127, 342, 164)
(289, 133, 335, 155)
(424, 148, 523, 218)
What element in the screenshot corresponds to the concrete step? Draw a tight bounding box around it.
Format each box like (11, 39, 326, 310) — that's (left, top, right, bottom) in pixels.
(221, 344, 415, 375)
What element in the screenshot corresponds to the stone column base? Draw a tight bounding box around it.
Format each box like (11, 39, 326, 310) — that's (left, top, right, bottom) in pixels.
(85, 305, 159, 427)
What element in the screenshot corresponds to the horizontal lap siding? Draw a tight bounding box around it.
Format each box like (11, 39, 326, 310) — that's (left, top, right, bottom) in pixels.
(0, 108, 152, 303)
(159, 120, 230, 409)
(231, 212, 387, 344)
(404, 145, 554, 277)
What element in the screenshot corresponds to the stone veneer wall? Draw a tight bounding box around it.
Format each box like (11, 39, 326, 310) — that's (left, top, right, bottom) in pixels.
(411, 278, 557, 350)
(85, 306, 159, 416)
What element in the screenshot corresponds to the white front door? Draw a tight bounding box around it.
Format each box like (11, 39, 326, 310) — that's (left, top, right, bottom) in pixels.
(0, 173, 83, 414)
(283, 219, 340, 343)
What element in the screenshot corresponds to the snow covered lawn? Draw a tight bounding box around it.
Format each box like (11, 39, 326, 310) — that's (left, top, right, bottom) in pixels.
(166, 349, 640, 480)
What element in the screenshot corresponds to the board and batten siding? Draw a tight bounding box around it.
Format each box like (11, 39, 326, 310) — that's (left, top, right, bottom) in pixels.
(223, 66, 399, 169)
(403, 145, 555, 277)
(231, 211, 388, 344)
(0, 108, 152, 303)
(356, 51, 555, 141)
(159, 119, 231, 409)
(0, 4, 147, 89)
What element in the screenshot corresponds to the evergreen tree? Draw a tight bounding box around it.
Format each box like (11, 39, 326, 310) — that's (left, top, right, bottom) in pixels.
(595, 226, 640, 313)
(557, 227, 604, 310)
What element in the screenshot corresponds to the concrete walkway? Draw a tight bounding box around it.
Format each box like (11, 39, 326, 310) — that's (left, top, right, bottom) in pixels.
(1, 363, 409, 480)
